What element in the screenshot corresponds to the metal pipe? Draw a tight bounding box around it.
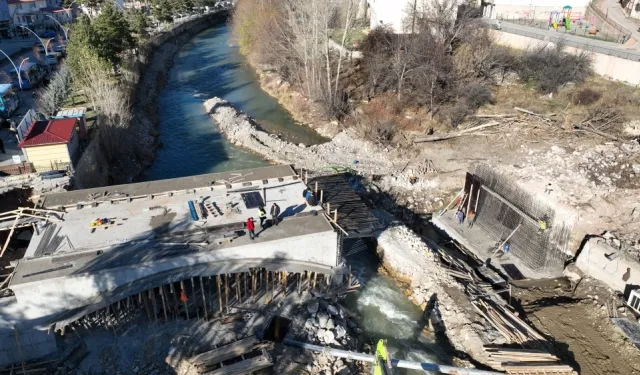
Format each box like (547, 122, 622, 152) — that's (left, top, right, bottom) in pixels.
(283, 339, 502, 375)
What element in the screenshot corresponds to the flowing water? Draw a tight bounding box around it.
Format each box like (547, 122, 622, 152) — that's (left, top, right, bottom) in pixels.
(143, 22, 451, 372)
(139, 24, 326, 181)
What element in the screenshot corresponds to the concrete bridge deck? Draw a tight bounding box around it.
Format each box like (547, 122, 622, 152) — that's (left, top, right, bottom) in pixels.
(2, 166, 345, 333)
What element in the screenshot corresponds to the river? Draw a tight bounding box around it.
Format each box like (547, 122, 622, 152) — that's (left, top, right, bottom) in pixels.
(143, 23, 452, 373)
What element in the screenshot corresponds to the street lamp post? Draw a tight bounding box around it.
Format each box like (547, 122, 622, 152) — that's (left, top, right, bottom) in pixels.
(18, 58, 30, 91)
(0, 49, 23, 90)
(45, 15, 69, 41)
(63, 0, 77, 19)
(18, 25, 47, 51)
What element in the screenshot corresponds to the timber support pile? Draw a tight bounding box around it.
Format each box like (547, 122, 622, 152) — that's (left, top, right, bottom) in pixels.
(53, 268, 345, 334)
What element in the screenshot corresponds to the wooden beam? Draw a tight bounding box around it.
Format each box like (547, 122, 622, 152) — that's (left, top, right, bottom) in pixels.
(264, 271, 269, 304)
(283, 271, 288, 297)
(200, 277, 208, 321)
(252, 269, 256, 303)
(189, 336, 259, 367)
(159, 286, 169, 322)
(217, 275, 223, 315)
(225, 274, 230, 314)
(1, 211, 22, 258)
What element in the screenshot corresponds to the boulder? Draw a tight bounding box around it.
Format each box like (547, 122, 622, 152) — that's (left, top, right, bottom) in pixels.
(326, 318, 335, 330)
(307, 299, 319, 315)
(335, 325, 347, 339)
(323, 329, 336, 343)
(317, 311, 329, 328)
(304, 319, 314, 330)
(327, 304, 339, 317)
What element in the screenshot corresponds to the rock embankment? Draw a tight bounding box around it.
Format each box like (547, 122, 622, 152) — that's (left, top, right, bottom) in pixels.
(376, 224, 491, 366)
(204, 97, 436, 191)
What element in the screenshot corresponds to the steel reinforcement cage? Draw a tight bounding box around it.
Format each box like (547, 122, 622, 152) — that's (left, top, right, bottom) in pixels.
(469, 165, 571, 273)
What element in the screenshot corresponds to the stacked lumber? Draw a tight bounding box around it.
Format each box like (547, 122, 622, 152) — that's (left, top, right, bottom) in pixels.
(471, 299, 546, 345)
(188, 336, 273, 374)
(485, 348, 578, 374)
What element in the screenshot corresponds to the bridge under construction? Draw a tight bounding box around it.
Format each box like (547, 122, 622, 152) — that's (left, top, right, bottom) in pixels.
(0, 165, 380, 367)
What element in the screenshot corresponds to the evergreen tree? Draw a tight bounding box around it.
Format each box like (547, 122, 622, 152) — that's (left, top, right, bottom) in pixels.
(128, 9, 150, 41)
(91, 3, 135, 65)
(152, 0, 174, 23)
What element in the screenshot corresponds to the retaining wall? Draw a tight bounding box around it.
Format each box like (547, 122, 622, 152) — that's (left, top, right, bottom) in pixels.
(491, 29, 640, 85)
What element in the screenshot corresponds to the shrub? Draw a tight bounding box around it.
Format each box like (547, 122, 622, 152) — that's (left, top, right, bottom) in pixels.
(463, 83, 493, 109)
(573, 88, 602, 105)
(517, 42, 592, 93)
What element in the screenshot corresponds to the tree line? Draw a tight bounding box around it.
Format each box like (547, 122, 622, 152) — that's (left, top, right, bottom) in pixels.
(232, 0, 593, 135)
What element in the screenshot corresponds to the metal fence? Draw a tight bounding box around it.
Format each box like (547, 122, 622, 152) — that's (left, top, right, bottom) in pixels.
(497, 21, 640, 62)
(498, 16, 626, 43)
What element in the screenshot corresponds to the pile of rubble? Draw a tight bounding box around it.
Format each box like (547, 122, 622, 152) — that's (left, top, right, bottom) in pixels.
(500, 141, 640, 204)
(302, 298, 357, 349)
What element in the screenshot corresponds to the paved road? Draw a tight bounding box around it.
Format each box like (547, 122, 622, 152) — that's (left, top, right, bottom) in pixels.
(599, 0, 640, 48)
(497, 20, 640, 61)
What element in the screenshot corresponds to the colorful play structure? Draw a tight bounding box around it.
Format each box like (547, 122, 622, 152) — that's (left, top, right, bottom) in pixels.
(549, 5, 574, 30)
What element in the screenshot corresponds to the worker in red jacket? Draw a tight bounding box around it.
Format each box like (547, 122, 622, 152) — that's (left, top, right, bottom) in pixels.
(246, 217, 256, 240)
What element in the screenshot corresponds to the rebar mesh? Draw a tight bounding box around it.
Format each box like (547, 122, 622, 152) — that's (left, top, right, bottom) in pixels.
(471, 165, 570, 273)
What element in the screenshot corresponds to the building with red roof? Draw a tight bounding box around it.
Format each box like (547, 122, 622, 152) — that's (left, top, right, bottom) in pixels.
(18, 118, 83, 171)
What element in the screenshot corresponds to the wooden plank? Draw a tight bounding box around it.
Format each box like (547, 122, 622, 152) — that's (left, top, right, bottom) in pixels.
(189, 336, 259, 366)
(201, 351, 272, 375)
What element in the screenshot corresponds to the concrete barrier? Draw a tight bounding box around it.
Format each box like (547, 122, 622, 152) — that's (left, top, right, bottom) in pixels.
(576, 238, 640, 295)
(491, 29, 640, 85)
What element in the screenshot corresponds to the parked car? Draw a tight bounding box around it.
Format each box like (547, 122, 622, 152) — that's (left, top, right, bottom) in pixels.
(40, 30, 57, 38)
(0, 84, 19, 119)
(54, 45, 67, 57)
(45, 54, 58, 66)
(9, 63, 46, 90)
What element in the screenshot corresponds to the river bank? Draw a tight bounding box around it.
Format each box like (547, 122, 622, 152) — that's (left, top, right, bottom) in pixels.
(75, 11, 231, 188)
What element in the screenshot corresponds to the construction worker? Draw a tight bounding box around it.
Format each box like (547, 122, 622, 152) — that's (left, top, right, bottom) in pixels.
(456, 210, 464, 225)
(258, 206, 267, 228)
(304, 189, 315, 206)
(538, 216, 548, 233)
(467, 209, 475, 228)
(270, 203, 281, 226)
(271, 203, 280, 226)
(246, 217, 256, 240)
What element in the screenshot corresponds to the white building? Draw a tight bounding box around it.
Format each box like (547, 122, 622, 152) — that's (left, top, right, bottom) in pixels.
(8, 0, 47, 27)
(621, 0, 640, 20)
(368, 0, 414, 33)
(481, 0, 590, 21)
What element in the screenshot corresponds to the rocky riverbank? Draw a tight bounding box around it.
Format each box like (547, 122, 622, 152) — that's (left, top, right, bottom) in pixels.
(203, 97, 453, 197)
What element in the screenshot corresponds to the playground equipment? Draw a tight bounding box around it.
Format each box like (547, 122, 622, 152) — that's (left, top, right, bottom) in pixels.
(549, 11, 561, 30)
(562, 5, 572, 30)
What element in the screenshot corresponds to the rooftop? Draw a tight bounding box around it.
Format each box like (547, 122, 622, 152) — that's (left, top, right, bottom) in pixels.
(0, 84, 13, 94)
(18, 118, 77, 148)
(13, 166, 335, 285)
